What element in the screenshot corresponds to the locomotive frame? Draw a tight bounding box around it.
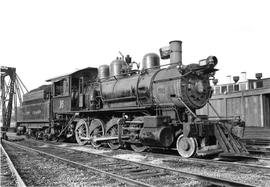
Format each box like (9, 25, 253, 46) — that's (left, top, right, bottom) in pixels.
(17, 40, 248, 158)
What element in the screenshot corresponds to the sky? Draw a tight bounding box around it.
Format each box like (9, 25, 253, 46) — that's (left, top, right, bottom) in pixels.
(1, 0, 269, 90)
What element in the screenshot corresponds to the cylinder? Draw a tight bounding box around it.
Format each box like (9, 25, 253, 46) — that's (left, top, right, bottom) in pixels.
(142, 53, 160, 70)
(139, 126, 174, 147)
(98, 65, 109, 80)
(169, 40, 182, 66)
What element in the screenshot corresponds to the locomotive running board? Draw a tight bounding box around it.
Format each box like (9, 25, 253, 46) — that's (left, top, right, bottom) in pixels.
(214, 124, 249, 155)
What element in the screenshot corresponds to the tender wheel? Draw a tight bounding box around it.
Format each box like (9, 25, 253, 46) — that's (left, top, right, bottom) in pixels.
(26, 128, 31, 138)
(176, 135, 198, 158)
(106, 118, 121, 150)
(131, 143, 148, 152)
(130, 117, 148, 153)
(42, 128, 50, 141)
(89, 118, 105, 148)
(75, 119, 89, 145)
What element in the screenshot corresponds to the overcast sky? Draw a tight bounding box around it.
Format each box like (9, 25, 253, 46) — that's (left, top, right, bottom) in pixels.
(1, 0, 269, 90)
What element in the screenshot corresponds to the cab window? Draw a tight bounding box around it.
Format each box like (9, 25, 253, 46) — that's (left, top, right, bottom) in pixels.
(54, 78, 69, 96)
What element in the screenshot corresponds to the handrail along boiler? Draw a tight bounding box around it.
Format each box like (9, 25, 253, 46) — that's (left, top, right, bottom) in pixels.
(16, 40, 248, 157)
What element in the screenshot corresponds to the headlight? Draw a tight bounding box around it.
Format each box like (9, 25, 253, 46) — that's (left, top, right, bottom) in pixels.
(199, 56, 218, 67)
(206, 56, 218, 67)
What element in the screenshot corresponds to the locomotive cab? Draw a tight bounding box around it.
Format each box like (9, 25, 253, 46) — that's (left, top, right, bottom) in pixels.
(46, 67, 98, 112)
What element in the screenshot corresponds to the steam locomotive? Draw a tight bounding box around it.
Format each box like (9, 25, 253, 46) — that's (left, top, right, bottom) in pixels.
(17, 40, 248, 157)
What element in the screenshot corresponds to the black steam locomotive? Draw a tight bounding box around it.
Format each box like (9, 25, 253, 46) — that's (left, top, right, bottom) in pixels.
(17, 41, 248, 157)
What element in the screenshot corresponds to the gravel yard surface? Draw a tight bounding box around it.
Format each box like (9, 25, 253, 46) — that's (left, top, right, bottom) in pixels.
(71, 143, 270, 186)
(11, 140, 209, 186)
(13, 139, 270, 186)
(1, 147, 17, 187)
(2, 142, 127, 186)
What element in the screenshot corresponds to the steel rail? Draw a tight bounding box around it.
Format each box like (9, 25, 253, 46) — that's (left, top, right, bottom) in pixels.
(94, 151, 254, 187)
(150, 147, 270, 170)
(180, 157, 270, 172)
(249, 156, 270, 161)
(2, 140, 153, 187)
(0, 143, 26, 187)
(11, 140, 254, 187)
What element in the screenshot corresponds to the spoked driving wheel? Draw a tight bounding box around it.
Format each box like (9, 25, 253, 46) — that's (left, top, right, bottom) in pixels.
(176, 134, 198, 158)
(130, 117, 148, 152)
(75, 119, 89, 145)
(106, 118, 121, 150)
(89, 118, 105, 148)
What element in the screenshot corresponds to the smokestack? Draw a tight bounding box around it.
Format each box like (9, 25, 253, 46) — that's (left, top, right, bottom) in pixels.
(255, 73, 262, 79)
(241, 72, 247, 81)
(226, 75, 232, 83)
(169, 40, 182, 66)
(233, 76, 239, 83)
(255, 73, 263, 88)
(212, 79, 218, 85)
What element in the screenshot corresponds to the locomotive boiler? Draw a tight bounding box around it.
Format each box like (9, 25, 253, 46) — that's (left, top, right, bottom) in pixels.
(17, 40, 248, 158)
(94, 41, 214, 110)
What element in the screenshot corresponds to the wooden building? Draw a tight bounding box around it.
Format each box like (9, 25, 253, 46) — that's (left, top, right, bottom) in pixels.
(197, 77, 270, 128)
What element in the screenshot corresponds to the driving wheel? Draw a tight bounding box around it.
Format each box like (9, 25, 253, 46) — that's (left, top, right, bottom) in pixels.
(89, 118, 105, 148)
(75, 119, 89, 145)
(106, 118, 121, 150)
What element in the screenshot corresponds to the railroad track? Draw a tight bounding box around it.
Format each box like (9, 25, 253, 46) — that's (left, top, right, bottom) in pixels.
(178, 157, 270, 173)
(2, 140, 140, 186)
(23, 137, 270, 171)
(0, 143, 26, 187)
(2, 140, 254, 187)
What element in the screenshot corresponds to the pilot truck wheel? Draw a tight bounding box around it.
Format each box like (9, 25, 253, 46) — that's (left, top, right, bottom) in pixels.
(176, 134, 198, 158)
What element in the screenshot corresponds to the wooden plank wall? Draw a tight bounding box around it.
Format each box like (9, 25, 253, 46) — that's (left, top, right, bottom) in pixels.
(197, 88, 270, 127)
(263, 94, 270, 128)
(243, 95, 261, 126)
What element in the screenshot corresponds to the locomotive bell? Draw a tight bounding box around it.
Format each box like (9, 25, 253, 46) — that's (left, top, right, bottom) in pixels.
(142, 53, 160, 70)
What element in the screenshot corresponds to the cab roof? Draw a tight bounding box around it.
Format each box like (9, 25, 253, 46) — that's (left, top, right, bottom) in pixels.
(46, 67, 97, 82)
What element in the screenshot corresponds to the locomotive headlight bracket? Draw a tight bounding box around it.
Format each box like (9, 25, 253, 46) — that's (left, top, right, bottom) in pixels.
(159, 46, 171, 59)
(199, 59, 208, 66)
